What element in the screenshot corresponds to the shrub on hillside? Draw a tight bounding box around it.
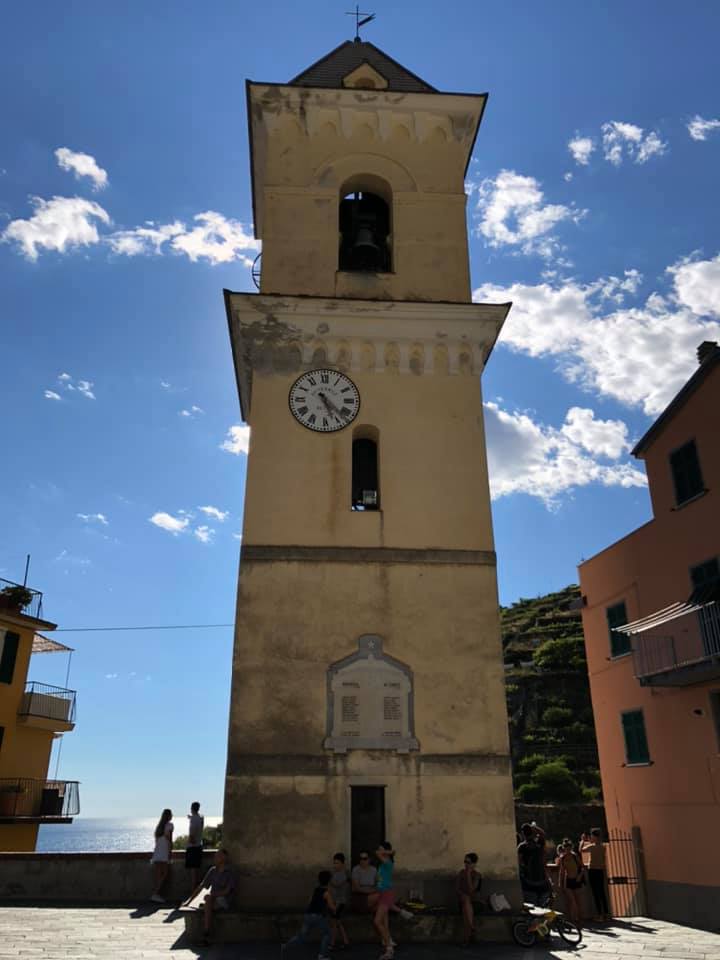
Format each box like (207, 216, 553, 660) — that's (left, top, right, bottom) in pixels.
(533, 637, 587, 671)
(543, 706, 573, 728)
(518, 761, 583, 803)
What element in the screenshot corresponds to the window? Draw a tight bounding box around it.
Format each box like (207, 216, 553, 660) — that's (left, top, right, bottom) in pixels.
(0, 631, 19, 685)
(691, 557, 720, 590)
(710, 691, 720, 752)
(622, 709, 650, 765)
(352, 433, 379, 511)
(339, 190, 391, 273)
(670, 440, 704, 506)
(606, 601, 631, 658)
(0, 726, 4, 752)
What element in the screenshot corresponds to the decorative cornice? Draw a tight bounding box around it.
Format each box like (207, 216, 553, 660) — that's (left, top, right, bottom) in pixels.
(241, 545, 496, 566)
(225, 292, 511, 420)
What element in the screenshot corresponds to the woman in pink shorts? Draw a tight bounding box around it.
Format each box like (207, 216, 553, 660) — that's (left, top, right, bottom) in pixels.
(370, 841, 397, 960)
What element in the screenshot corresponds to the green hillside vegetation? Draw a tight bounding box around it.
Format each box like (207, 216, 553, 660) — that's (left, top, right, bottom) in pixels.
(502, 584, 602, 803)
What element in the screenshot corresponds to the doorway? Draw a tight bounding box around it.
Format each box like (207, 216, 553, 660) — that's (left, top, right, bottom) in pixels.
(351, 786, 386, 865)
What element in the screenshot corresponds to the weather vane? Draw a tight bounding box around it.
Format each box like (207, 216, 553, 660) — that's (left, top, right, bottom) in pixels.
(346, 5, 375, 41)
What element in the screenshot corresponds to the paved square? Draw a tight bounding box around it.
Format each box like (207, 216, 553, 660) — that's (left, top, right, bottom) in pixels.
(0, 908, 719, 960)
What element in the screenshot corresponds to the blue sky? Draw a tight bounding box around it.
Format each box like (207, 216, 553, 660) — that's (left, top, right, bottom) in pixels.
(2, 1, 719, 817)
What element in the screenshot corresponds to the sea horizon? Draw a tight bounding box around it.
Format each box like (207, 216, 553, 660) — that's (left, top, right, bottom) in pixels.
(37, 816, 222, 853)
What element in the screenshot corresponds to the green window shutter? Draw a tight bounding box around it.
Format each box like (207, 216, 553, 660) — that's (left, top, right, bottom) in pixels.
(670, 440, 704, 505)
(622, 710, 650, 764)
(606, 601, 630, 657)
(0, 631, 20, 684)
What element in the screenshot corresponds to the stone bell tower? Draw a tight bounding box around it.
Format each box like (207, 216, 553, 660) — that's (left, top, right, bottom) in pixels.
(223, 39, 519, 908)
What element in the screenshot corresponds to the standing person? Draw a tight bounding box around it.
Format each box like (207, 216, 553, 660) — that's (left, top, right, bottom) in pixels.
(282, 870, 336, 960)
(329, 853, 350, 950)
(183, 848, 236, 946)
(557, 837, 584, 929)
(517, 822, 551, 904)
(150, 808, 174, 903)
(351, 850, 377, 913)
(368, 841, 406, 960)
(580, 828, 610, 921)
(456, 852, 481, 946)
(185, 801, 204, 893)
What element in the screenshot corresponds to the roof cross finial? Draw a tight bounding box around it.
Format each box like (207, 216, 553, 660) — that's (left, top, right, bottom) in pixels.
(346, 4, 375, 42)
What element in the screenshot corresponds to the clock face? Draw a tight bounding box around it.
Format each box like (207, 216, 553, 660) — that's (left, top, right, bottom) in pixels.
(288, 369, 360, 432)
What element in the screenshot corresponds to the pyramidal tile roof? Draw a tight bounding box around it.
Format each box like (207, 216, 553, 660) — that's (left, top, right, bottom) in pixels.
(289, 40, 437, 93)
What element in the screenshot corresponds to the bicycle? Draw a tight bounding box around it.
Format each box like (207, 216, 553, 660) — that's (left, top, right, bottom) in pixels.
(512, 897, 583, 948)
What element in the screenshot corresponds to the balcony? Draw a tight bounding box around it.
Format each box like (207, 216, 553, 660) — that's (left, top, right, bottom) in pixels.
(0, 578, 45, 621)
(631, 603, 720, 687)
(0, 778, 80, 823)
(19, 682, 77, 732)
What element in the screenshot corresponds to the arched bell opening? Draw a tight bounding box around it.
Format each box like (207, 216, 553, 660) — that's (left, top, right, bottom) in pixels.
(339, 178, 392, 273)
(351, 427, 380, 511)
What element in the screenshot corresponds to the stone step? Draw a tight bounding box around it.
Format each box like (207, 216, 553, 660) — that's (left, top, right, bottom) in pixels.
(184, 910, 514, 944)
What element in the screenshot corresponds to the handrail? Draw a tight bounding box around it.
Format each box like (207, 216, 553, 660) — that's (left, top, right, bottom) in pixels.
(0, 578, 44, 620)
(20, 682, 77, 724)
(0, 779, 80, 818)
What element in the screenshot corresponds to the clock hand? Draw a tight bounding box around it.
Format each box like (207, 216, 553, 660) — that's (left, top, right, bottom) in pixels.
(318, 392, 340, 416)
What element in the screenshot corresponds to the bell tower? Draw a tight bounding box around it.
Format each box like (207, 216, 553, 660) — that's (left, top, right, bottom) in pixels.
(224, 39, 519, 908)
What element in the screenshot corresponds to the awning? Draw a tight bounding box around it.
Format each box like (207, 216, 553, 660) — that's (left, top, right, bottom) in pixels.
(32, 633, 74, 654)
(615, 600, 709, 635)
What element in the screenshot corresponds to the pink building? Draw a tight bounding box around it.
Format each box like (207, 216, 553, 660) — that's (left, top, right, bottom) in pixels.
(578, 342, 720, 930)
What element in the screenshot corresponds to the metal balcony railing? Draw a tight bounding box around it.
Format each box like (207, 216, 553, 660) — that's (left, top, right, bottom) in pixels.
(20, 682, 77, 724)
(0, 578, 44, 620)
(633, 604, 720, 684)
(0, 779, 80, 820)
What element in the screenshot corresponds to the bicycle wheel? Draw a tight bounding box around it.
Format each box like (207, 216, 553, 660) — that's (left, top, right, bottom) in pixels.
(512, 920, 537, 948)
(557, 918, 583, 946)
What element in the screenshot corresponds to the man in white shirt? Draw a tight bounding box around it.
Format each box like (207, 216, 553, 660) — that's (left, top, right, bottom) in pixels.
(185, 801, 204, 891)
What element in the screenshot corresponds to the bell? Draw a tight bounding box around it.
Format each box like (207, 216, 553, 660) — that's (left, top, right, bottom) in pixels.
(351, 225, 382, 271)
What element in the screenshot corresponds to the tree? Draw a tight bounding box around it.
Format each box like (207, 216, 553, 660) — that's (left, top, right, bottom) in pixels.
(533, 637, 587, 671)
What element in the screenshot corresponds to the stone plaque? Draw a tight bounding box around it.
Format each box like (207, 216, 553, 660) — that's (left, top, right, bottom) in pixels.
(324, 635, 418, 753)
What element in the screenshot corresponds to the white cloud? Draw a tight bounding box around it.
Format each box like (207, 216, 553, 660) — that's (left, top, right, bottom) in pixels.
(44, 390, 62, 401)
(105, 673, 119, 680)
(568, 136, 595, 166)
(55, 147, 108, 190)
(54, 549, 91, 567)
(76, 379, 95, 400)
(687, 115, 720, 142)
(2, 195, 111, 261)
(179, 405, 204, 418)
(199, 506, 229, 522)
(77, 512, 109, 525)
(194, 525, 215, 544)
(220, 424, 251, 455)
(108, 221, 185, 256)
(474, 252, 720, 415)
(160, 380, 171, 390)
(233, 532, 243, 542)
(109, 211, 260, 265)
(149, 511, 190, 535)
(563, 172, 573, 183)
(484, 402, 646, 507)
(58, 373, 72, 381)
(474, 170, 585, 259)
(601, 121, 667, 166)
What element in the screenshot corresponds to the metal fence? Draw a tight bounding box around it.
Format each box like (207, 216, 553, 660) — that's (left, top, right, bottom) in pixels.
(20, 682, 77, 724)
(0, 779, 80, 819)
(605, 827, 646, 917)
(634, 604, 720, 680)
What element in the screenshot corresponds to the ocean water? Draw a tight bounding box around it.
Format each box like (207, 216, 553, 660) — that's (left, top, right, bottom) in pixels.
(36, 816, 222, 853)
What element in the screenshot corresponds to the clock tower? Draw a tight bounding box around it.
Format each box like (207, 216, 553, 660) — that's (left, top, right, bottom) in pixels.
(223, 39, 519, 908)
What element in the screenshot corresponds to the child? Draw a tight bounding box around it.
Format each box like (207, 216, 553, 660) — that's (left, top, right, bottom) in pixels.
(329, 853, 350, 949)
(283, 870, 336, 960)
(368, 841, 411, 960)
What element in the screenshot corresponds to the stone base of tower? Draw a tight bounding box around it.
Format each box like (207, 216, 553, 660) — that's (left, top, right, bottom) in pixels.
(184, 909, 516, 945)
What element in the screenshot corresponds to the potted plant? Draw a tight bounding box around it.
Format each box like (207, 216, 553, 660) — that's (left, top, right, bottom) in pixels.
(0, 585, 33, 613)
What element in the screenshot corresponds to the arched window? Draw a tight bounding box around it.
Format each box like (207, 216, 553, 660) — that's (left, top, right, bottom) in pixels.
(339, 188, 391, 273)
(352, 429, 380, 511)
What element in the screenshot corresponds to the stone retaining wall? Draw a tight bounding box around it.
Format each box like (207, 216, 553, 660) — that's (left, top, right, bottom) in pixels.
(0, 850, 217, 903)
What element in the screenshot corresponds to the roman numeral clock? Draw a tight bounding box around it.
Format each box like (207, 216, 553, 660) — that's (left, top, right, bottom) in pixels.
(221, 37, 520, 913)
(288, 370, 360, 432)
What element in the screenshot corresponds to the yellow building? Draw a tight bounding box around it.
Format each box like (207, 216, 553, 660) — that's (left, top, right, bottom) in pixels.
(0, 579, 79, 851)
(223, 40, 519, 906)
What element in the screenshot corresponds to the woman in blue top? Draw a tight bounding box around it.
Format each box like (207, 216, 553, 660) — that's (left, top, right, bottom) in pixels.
(370, 841, 397, 960)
